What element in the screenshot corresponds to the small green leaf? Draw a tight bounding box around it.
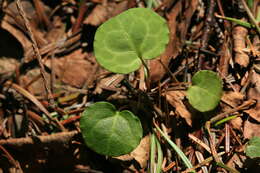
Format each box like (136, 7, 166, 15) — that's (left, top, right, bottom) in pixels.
(246, 136, 260, 159)
(94, 8, 169, 74)
(80, 102, 143, 156)
(187, 70, 223, 112)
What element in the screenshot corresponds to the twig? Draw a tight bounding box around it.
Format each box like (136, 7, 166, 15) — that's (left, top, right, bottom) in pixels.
(0, 131, 79, 147)
(72, 0, 88, 33)
(205, 122, 240, 173)
(188, 133, 211, 153)
(198, 0, 216, 69)
(210, 99, 256, 124)
(0, 145, 22, 170)
(182, 152, 225, 173)
(240, 0, 260, 35)
(33, 0, 52, 30)
(15, 0, 55, 107)
(205, 121, 222, 163)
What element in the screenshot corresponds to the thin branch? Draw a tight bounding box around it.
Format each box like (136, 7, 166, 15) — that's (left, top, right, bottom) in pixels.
(15, 0, 55, 107)
(0, 131, 79, 147)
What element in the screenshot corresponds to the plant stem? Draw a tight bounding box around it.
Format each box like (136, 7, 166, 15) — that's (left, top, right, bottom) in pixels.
(139, 57, 151, 90)
(240, 0, 260, 35)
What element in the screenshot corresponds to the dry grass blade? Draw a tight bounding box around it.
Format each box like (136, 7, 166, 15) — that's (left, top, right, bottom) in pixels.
(188, 134, 211, 153)
(4, 81, 65, 131)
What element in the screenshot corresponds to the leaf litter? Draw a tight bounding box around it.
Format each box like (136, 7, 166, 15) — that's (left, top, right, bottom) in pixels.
(0, 0, 260, 172)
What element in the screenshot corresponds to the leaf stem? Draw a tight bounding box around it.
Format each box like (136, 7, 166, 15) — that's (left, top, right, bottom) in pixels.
(139, 57, 151, 90)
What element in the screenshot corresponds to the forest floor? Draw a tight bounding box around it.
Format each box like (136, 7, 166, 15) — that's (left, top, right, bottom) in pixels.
(0, 0, 259, 172)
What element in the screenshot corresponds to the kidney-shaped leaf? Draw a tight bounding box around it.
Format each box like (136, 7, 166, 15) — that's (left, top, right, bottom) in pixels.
(94, 8, 169, 74)
(246, 136, 260, 158)
(187, 70, 223, 112)
(80, 102, 143, 156)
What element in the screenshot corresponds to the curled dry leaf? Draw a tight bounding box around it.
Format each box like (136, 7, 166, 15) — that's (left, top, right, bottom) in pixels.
(244, 119, 260, 139)
(45, 50, 99, 88)
(114, 135, 150, 170)
(149, 0, 199, 83)
(5, 1, 49, 48)
(0, 20, 30, 54)
(232, 25, 249, 67)
(218, 38, 231, 77)
(244, 70, 260, 122)
(165, 91, 192, 126)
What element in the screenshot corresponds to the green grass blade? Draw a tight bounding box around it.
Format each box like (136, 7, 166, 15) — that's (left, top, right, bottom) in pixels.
(155, 124, 193, 169)
(214, 115, 238, 127)
(150, 133, 156, 173)
(155, 137, 163, 173)
(216, 15, 253, 28)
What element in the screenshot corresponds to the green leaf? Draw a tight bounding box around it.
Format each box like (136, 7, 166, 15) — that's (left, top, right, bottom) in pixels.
(247, 0, 253, 9)
(94, 8, 169, 74)
(187, 70, 223, 112)
(80, 102, 143, 156)
(246, 136, 260, 159)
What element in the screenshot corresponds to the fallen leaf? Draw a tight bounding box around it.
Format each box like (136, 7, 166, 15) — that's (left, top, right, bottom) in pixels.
(129, 135, 150, 169)
(243, 119, 260, 139)
(5, 1, 49, 48)
(222, 91, 244, 108)
(244, 70, 260, 122)
(218, 38, 231, 77)
(114, 135, 150, 170)
(233, 25, 249, 67)
(0, 58, 19, 77)
(230, 117, 243, 130)
(150, 0, 199, 82)
(226, 153, 244, 169)
(165, 91, 192, 126)
(84, 1, 128, 26)
(20, 68, 50, 96)
(45, 50, 98, 88)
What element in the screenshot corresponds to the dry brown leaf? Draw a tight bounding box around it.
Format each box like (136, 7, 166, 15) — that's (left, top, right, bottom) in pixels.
(218, 38, 231, 77)
(222, 91, 244, 108)
(45, 50, 98, 88)
(226, 153, 244, 169)
(1, 19, 31, 52)
(244, 70, 260, 122)
(233, 25, 249, 67)
(129, 135, 150, 169)
(114, 135, 150, 170)
(166, 91, 192, 126)
(230, 117, 243, 130)
(5, 1, 49, 47)
(243, 119, 260, 139)
(84, 5, 108, 26)
(84, 1, 128, 26)
(20, 68, 50, 96)
(0, 58, 19, 76)
(150, 0, 199, 83)
(245, 103, 260, 122)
